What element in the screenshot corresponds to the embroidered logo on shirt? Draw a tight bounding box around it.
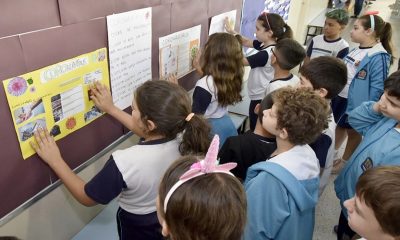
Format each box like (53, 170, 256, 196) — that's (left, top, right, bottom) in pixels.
(361, 157, 374, 172)
(357, 69, 367, 80)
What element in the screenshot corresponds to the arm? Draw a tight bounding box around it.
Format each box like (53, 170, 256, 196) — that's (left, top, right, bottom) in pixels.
(30, 129, 96, 206)
(348, 101, 384, 136)
(336, 47, 349, 59)
(368, 54, 390, 102)
(224, 17, 254, 48)
(244, 172, 290, 239)
(90, 82, 134, 131)
(192, 86, 212, 114)
(309, 133, 332, 168)
(218, 138, 244, 181)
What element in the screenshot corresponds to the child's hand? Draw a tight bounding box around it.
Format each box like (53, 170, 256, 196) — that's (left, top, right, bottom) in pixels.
(166, 73, 178, 84)
(30, 128, 63, 166)
(224, 17, 235, 34)
(90, 82, 115, 113)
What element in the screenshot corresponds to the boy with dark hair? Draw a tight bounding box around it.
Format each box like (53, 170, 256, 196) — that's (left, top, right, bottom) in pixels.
(335, 70, 400, 240)
(344, 166, 400, 240)
(304, 9, 349, 65)
(219, 94, 276, 181)
(298, 56, 347, 194)
(265, 38, 306, 96)
(245, 87, 330, 240)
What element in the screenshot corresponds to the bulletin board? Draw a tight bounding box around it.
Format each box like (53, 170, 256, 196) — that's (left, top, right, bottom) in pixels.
(0, 0, 242, 223)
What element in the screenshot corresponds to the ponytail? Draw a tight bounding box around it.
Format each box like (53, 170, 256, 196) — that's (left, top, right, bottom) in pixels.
(380, 22, 394, 64)
(180, 114, 211, 155)
(281, 23, 293, 41)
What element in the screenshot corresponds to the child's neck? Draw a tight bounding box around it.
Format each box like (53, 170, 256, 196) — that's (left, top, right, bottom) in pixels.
(271, 137, 295, 156)
(254, 122, 275, 138)
(262, 38, 276, 47)
(273, 69, 291, 80)
(324, 33, 341, 41)
(143, 134, 166, 142)
(359, 38, 379, 48)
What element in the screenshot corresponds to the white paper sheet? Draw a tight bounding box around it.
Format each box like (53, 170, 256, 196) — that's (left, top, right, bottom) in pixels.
(159, 25, 201, 80)
(107, 8, 152, 109)
(209, 10, 237, 35)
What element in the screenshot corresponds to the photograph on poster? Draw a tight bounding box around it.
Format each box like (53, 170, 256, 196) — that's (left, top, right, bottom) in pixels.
(14, 99, 45, 124)
(51, 86, 84, 123)
(84, 106, 102, 123)
(18, 118, 47, 142)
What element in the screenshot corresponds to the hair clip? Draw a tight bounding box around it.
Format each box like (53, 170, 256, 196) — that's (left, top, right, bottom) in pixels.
(163, 135, 237, 212)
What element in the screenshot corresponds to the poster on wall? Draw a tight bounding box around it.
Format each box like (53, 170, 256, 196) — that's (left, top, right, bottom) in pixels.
(159, 25, 201, 80)
(2, 48, 110, 159)
(209, 10, 237, 35)
(107, 7, 152, 110)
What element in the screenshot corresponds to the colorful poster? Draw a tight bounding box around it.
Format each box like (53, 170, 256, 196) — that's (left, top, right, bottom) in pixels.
(107, 7, 152, 110)
(264, 0, 292, 21)
(159, 25, 201, 80)
(3, 48, 109, 159)
(209, 10, 237, 35)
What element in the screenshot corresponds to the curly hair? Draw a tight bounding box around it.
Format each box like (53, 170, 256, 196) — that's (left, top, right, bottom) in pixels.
(272, 87, 330, 145)
(325, 9, 349, 26)
(201, 33, 244, 106)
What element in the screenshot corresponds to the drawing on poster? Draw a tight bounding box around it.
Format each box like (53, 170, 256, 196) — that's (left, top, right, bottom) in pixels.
(159, 25, 201, 80)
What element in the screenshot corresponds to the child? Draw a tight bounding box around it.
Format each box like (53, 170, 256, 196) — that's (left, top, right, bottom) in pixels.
(265, 38, 305, 96)
(157, 135, 247, 240)
(191, 32, 243, 146)
(244, 87, 330, 240)
(332, 14, 393, 174)
(225, 12, 293, 130)
(298, 56, 347, 194)
(30, 80, 211, 240)
(219, 93, 277, 181)
(334, 70, 400, 240)
(344, 166, 400, 240)
(304, 9, 349, 65)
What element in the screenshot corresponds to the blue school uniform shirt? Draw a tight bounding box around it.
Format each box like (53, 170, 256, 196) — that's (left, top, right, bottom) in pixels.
(244, 145, 319, 240)
(335, 101, 400, 217)
(346, 43, 390, 113)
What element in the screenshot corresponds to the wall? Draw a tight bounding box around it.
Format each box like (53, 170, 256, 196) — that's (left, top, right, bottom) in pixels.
(0, 135, 139, 240)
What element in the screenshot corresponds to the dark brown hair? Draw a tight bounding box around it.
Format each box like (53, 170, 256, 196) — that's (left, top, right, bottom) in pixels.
(135, 80, 211, 155)
(258, 92, 274, 124)
(359, 14, 394, 64)
(257, 13, 293, 41)
(272, 87, 330, 145)
(158, 156, 247, 240)
(274, 38, 305, 70)
(356, 166, 400, 238)
(201, 33, 243, 107)
(384, 70, 400, 99)
(299, 56, 347, 99)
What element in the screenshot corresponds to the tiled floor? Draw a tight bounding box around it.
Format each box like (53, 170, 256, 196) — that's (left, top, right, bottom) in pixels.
(313, 1, 399, 239)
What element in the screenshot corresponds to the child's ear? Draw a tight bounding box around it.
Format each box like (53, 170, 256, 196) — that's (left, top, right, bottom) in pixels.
(254, 103, 261, 114)
(146, 120, 157, 131)
(279, 128, 289, 140)
(317, 88, 328, 98)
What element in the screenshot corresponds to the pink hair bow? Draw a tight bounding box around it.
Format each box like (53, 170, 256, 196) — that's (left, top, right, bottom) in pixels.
(180, 135, 237, 180)
(163, 135, 237, 212)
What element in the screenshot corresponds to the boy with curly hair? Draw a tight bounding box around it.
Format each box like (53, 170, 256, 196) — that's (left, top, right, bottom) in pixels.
(244, 87, 330, 240)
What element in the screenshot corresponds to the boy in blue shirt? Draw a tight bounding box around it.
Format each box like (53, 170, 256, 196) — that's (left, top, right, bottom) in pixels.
(298, 56, 347, 194)
(335, 70, 400, 240)
(244, 87, 330, 240)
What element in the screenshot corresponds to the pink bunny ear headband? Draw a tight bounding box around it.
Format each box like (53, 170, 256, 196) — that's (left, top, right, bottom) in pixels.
(163, 135, 237, 213)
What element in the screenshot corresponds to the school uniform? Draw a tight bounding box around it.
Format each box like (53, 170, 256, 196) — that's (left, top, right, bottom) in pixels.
(218, 130, 276, 181)
(264, 74, 299, 96)
(332, 43, 390, 128)
(192, 75, 237, 146)
(85, 138, 181, 240)
(334, 101, 400, 238)
(309, 113, 335, 195)
(306, 35, 349, 60)
(246, 40, 275, 130)
(244, 145, 320, 240)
